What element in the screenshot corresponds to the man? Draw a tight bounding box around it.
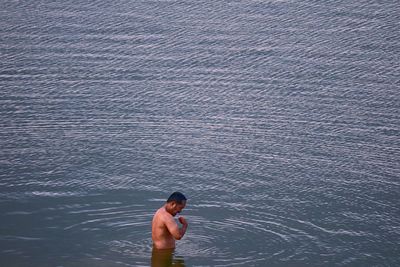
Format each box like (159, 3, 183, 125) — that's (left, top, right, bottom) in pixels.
(152, 192, 188, 250)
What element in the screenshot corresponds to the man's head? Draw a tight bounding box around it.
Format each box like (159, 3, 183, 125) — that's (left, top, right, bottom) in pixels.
(165, 192, 187, 216)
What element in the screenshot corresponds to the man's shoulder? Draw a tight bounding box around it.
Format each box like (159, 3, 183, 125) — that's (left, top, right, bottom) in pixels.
(156, 207, 172, 220)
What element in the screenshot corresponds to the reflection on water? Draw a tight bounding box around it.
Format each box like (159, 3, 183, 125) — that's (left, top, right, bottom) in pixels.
(151, 248, 185, 267)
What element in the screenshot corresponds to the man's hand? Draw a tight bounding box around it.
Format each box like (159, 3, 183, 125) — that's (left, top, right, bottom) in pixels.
(178, 216, 188, 226)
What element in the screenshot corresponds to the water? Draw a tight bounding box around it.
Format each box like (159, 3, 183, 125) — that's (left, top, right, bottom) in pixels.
(1, 0, 399, 266)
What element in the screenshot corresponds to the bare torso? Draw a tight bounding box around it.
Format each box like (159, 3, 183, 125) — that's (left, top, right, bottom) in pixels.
(152, 207, 176, 249)
(152, 201, 188, 250)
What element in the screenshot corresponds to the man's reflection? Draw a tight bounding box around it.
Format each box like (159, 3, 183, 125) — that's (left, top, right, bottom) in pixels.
(151, 248, 185, 267)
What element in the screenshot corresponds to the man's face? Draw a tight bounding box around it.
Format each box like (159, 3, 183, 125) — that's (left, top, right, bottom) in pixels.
(169, 201, 186, 216)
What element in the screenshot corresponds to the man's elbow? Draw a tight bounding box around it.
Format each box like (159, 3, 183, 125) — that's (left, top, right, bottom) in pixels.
(174, 233, 183, 240)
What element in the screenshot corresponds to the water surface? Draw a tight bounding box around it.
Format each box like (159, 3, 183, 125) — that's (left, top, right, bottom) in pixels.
(1, 0, 399, 266)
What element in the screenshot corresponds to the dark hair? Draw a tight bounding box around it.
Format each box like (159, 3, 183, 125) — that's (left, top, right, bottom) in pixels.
(167, 192, 187, 204)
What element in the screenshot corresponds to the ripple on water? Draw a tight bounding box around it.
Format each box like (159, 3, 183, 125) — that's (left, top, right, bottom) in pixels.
(180, 201, 296, 265)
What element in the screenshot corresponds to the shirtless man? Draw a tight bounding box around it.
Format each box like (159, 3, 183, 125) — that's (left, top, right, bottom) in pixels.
(152, 192, 188, 250)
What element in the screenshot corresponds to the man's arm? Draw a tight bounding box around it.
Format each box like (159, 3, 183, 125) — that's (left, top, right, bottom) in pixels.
(164, 215, 188, 240)
(178, 216, 188, 238)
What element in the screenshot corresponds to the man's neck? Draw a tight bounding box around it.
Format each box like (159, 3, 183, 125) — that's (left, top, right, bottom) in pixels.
(164, 204, 174, 216)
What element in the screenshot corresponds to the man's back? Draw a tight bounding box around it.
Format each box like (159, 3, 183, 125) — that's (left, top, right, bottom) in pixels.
(152, 207, 176, 249)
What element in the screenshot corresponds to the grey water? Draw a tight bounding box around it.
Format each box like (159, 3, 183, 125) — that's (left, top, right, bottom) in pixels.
(1, 0, 399, 266)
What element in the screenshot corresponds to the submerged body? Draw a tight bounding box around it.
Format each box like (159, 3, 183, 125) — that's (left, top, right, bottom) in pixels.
(151, 247, 186, 267)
